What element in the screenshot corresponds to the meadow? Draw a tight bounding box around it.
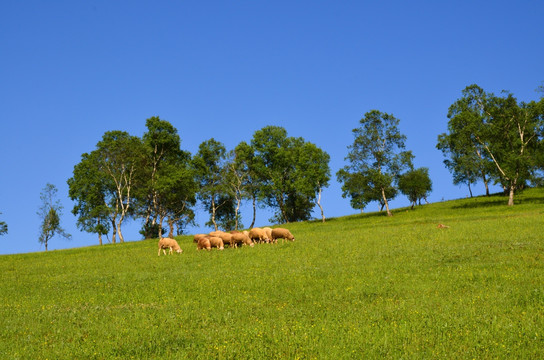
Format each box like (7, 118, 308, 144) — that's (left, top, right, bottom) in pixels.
(1, 189, 543, 359)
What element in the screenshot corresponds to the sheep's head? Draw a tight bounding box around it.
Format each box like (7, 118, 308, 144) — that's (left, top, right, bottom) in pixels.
(176, 248, 183, 254)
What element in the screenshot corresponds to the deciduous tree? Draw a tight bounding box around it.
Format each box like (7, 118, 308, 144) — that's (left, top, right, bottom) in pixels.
(398, 167, 433, 209)
(443, 85, 544, 205)
(251, 126, 330, 223)
(68, 151, 111, 245)
(193, 138, 232, 231)
(337, 110, 412, 216)
(37, 183, 71, 251)
(0, 212, 7, 236)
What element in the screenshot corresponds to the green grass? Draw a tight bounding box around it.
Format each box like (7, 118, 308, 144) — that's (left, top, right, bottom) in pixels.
(1, 189, 544, 359)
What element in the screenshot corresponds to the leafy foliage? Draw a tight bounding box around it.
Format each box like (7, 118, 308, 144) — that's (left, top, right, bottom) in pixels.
(398, 167, 432, 208)
(37, 183, 71, 251)
(251, 126, 330, 223)
(338, 110, 412, 215)
(439, 84, 544, 205)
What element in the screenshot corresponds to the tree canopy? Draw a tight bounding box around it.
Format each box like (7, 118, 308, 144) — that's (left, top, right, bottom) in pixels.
(251, 126, 330, 223)
(337, 110, 413, 216)
(439, 84, 544, 205)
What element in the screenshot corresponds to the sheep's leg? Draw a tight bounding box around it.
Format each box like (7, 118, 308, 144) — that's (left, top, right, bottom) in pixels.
(158, 248, 161, 256)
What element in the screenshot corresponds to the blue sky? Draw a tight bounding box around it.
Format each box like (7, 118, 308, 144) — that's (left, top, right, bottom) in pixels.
(1, 1, 542, 254)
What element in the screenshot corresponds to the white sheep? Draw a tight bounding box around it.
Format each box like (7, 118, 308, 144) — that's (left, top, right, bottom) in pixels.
(158, 238, 183, 256)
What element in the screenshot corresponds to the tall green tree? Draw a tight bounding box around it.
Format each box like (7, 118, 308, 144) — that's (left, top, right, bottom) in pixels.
(153, 160, 197, 238)
(337, 110, 412, 216)
(437, 85, 494, 197)
(251, 126, 330, 223)
(231, 141, 263, 228)
(68, 151, 111, 245)
(443, 85, 544, 205)
(37, 183, 71, 251)
(138, 117, 196, 238)
(193, 138, 233, 231)
(398, 167, 433, 209)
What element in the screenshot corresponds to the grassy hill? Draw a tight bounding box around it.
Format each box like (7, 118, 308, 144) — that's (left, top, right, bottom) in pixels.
(1, 189, 543, 359)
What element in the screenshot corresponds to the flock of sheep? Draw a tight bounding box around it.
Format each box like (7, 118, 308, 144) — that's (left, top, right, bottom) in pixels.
(157, 227, 295, 255)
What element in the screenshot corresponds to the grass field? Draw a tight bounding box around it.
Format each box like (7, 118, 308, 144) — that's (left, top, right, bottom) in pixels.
(1, 189, 543, 359)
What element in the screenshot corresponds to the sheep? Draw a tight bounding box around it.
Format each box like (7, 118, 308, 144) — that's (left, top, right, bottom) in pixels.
(248, 227, 270, 243)
(209, 231, 235, 247)
(193, 233, 208, 243)
(271, 228, 295, 243)
(231, 232, 254, 247)
(197, 236, 211, 251)
(262, 227, 273, 242)
(208, 236, 225, 250)
(158, 238, 183, 256)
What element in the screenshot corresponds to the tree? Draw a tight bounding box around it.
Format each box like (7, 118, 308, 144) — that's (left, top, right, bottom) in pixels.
(193, 138, 232, 231)
(138, 117, 196, 238)
(68, 151, 111, 245)
(0, 212, 7, 236)
(230, 141, 263, 229)
(294, 142, 330, 222)
(152, 160, 197, 238)
(398, 167, 433, 209)
(443, 85, 544, 205)
(337, 110, 412, 216)
(251, 126, 330, 223)
(94, 131, 145, 242)
(37, 183, 71, 251)
(437, 85, 494, 197)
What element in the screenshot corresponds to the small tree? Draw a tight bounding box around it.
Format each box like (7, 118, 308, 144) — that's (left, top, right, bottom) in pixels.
(337, 110, 412, 216)
(0, 212, 7, 236)
(38, 184, 71, 251)
(398, 167, 433, 209)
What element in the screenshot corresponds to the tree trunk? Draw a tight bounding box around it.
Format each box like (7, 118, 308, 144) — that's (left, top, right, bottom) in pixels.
(234, 197, 241, 230)
(98, 233, 103, 246)
(381, 187, 392, 216)
(111, 219, 117, 244)
(211, 197, 218, 231)
(250, 196, 256, 229)
(508, 185, 515, 206)
(317, 186, 325, 223)
(117, 219, 124, 243)
(167, 217, 175, 238)
(468, 182, 473, 198)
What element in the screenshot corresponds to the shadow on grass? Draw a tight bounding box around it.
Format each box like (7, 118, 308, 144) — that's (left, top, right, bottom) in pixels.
(451, 193, 544, 210)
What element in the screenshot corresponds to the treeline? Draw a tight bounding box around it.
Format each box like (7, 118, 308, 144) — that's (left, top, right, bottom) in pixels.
(64, 83, 544, 245)
(68, 120, 331, 244)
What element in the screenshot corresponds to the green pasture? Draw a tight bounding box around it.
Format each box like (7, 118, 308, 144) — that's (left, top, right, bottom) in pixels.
(1, 189, 543, 359)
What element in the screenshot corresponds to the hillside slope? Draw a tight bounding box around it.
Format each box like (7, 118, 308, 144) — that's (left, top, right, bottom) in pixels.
(1, 188, 543, 358)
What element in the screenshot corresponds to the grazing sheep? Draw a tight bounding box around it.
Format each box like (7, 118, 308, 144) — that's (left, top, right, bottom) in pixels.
(210, 231, 235, 247)
(193, 233, 208, 243)
(248, 227, 270, 243)
(158, 238, 183, 256)
(271, 228, 295, 243)
(262, 227, 273, 242)
(208, 236, 225, 250)
(231, 232, 254, 247)
(197, 236, 211, 251)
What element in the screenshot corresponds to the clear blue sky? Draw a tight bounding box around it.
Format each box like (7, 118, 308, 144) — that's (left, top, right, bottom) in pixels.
(1, 1, 542, 255)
